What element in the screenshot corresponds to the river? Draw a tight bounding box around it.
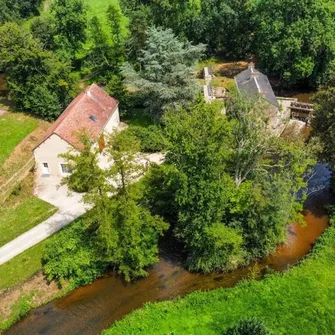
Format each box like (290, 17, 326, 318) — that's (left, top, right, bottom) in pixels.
(5, 162, 333, 335)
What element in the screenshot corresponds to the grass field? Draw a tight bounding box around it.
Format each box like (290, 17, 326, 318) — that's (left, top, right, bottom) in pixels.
(0, 174, 57, 290)
(0, 197, 57, 248)
(103, 223, 335, 335)
(0, 112, 38, 167)
(0, 241, 47, 291)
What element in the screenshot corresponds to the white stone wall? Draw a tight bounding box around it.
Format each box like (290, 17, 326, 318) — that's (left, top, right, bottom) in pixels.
(34, 134, 75, 178)
(104, 107, 120, 134)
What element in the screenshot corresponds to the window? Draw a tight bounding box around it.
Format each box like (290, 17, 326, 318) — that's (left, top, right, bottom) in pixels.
(89, 115, 97, 122)
(42, 162, 50, 175)
(60, 163, 72, 174)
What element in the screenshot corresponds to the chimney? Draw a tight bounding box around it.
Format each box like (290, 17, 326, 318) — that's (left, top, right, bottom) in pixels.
(248, 62, 255, 70)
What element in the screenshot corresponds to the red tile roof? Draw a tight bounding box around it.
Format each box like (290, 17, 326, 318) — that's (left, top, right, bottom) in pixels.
(34, 84, 119, 150)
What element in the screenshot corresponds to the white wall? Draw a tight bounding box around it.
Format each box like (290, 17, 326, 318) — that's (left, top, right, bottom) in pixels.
(34, 134, 75, 178)
(104, 107, 120, 134)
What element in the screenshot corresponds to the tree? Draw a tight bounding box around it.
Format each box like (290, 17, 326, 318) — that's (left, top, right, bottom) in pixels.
(51, 0, 87, 59)
(86, 16, 114, 83)
(125, 7, 150, 65)
(153, 98, 314, 271)
(252, 0, 335, 86)
(31, 17, 55, 50)
(61, 135, 105, 193)
(0, 0, 42, 23)
(188, 0, 253, 58)
(121, 27, 205, 120)
(119, 0, 198, 39)
(0, 22, 77, 120)
(311, 84, 335, 171)
(46, 131, 168, 283)
(163, 100, 245, 271)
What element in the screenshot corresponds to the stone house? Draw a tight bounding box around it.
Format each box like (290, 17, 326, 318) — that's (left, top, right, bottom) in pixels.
(33, 84, 120, 178)
(235, 63, 290, 135)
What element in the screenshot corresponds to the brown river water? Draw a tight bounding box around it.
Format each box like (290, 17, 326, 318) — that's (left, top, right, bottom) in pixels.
(6, 163, 333, 335)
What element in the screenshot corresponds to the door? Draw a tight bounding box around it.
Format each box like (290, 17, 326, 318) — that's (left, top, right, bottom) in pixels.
(42, 162, 50, 175)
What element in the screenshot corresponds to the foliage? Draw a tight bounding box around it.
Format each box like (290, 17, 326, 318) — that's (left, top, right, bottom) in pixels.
(51, 0, 87, 59)
(0, 0, 42, 23)
(120, 0, 199, 39)
(125, 125, 167, 152)
(311, 85, 335, 172)
(30, 17, 56, 50)
(121, 26, 205, 119)
(48, 131, 168, 284)
(0, 23, 77, 120)
(106, 75, 132, 115)
(225, 319, 271, 335)
(103, 223, 335, 335)
(43, 219, 108, 286)
(152, 98, 315, 271)
(188, 0, 253, 58)
(61, 136, 105, 193)
(252, 0, 335, 86)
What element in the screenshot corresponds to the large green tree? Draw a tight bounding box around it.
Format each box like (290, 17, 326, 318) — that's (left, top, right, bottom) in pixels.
(188, 0, 253, 58)
(45, 132, 168, 283)
(252, 0, 335, 86)
(122, 27, 205, 119)
(0, 22, 76, 120)
(0, 0, 42, 23)
(51, 0, 87, 59)
(151, 98, 314, 271)
(311, 84, 335, 171)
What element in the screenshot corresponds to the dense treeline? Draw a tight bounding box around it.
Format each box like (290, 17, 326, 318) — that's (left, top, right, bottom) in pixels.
(121, 0, 335, 86)
(0, 0, 334, 120)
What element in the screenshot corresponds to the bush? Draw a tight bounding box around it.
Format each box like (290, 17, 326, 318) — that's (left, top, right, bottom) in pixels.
(43, 220, 108, 286)
(126, 125, 167, 153)
(225, 319, 271, 335)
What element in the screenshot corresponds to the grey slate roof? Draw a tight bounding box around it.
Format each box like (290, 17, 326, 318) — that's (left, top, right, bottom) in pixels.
(235, 65, 279, 108)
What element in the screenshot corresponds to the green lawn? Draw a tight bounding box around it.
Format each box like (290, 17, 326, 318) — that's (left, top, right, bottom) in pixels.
(0, 241, 47, 291)
(104, 225, 335, 335)
(0, 197, 57, 248)
(0, 112, 38, 166)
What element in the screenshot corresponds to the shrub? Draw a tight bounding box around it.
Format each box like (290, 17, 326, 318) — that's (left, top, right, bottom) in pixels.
(225, 319, 271, 335)
(126, 125, 167, 153)
(43, 220, 108, 286)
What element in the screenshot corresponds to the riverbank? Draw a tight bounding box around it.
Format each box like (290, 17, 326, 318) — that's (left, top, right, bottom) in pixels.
(0, 272, 71, 332)
(103, 219, 335, 334)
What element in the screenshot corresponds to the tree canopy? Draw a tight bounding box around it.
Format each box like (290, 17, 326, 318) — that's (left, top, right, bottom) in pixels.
(0, 22, 76, 120)
(252, 0, 335, 86)
(44, 132, 168, 284)
(121, 26, 205, 119)
(143, 98, 315, 271)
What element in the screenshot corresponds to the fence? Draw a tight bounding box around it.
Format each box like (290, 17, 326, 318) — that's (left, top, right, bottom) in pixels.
(0, 157, 35, 203)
